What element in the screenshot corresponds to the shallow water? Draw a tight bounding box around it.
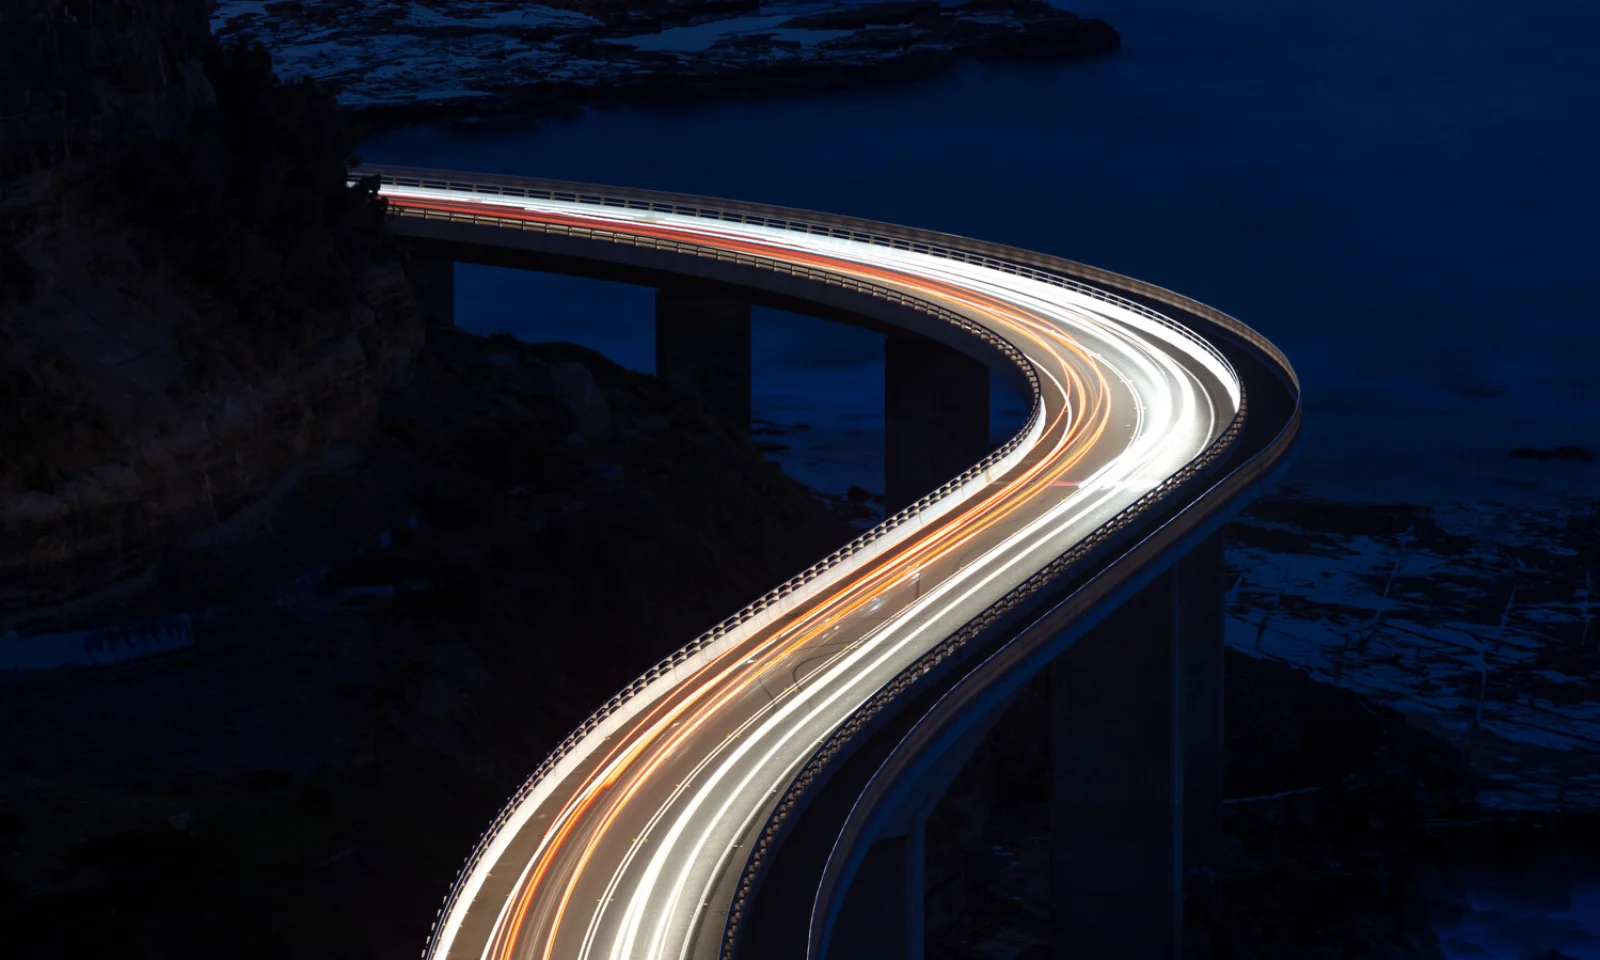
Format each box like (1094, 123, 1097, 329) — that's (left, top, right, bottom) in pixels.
(1423, 859, 1600, 960)
(363, 0, 1600, 504)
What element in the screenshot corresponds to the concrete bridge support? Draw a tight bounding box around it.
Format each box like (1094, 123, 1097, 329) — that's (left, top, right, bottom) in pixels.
(826, 688, 1017, 960)
(830, 821, 926, 960)
(1180, 532, 1226, 908)
(884, 333, 991, 514)
(655, 286, 752, 437)
(1048, 531, 1227, 959)
(412, 257, 455, 329)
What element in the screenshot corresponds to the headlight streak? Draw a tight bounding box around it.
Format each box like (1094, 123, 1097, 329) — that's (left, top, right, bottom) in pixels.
(521, 342, 1093, 960)
(376, 185, 1239, 960)
(629, 323, 1211, 960)
(383, 186, 1240, 415)
(638, 469, 1147, 960)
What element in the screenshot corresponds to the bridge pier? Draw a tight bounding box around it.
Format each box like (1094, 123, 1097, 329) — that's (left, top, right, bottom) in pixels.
(824, 689, 1016, 960)
(884, 333, 991, 515)
(412, 257, 455, 329)
(655, 285, 752, 437)
(1048, 531, 1226, 960)
(1180, 532, 1226, 913)
(830, 821, 925, 960)
(1177, 534, 1226, 960)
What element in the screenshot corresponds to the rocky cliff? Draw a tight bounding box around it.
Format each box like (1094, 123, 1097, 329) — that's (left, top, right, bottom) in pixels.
(0, 6, 859, 954)
(0, 327, 857, 957)
(0, 0, 217, 177)
(0, 0, 423, 630)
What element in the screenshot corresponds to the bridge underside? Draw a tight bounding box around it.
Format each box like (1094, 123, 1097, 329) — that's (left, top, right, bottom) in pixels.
(655, 284, 753, 439)
(412, 256, 455, 329)
(734, 328, 1293, 960)
(885, 334, 990, 515)
(799, 531, 1221, 960)
(388, 221, 1295, 960)
(401, 235, 1009, 507)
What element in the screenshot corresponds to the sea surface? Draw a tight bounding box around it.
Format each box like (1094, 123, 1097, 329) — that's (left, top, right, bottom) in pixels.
(364, 0, 1600, 506)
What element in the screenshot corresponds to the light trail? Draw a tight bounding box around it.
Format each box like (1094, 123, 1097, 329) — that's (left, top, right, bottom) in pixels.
(377, 183, 1241, 960)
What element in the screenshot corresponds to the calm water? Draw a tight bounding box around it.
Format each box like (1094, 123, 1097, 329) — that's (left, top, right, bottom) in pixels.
(364, 0, 1600, 504)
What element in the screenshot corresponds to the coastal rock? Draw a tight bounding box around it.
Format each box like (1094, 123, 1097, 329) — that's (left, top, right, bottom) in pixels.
(0, 0, 217, 176)
(550, 360, 612, 441)
(0, 323, 857, 955)
(207, 0, 1121, 125)
(779, 1, 943, 30)
(1509, 445, 1597, 463)
(1223, 493, 1600, 811)
(0, 1, 424, 630)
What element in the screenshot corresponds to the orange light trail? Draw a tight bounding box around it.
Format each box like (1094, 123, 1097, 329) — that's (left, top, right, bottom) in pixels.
(384, 192, 1182, 960)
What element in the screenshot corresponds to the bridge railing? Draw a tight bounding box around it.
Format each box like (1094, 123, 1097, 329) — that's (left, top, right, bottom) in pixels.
(354, 165, 1252, 395)
(349, 165, 1298, 960)
(366, 172, 1064, 960)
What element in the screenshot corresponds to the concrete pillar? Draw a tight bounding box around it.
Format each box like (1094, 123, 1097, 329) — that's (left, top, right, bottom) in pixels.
(1179, 532, 1226, 959)
(830, 822, 925, 960)
(655, 286, 751, 437)
(884, 334, 990, 514)
(1049, 568, 1182, 960)
(1179, 532, 1225, 894)
(412, 258, 455, 328)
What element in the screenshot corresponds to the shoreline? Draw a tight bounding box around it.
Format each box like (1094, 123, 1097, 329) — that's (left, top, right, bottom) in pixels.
(348, 49, 976, 137)
(210, 0, 1121, 135)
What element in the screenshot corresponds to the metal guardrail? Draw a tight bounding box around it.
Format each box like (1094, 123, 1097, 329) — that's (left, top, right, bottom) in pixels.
(724, 399, 1249, 960)
(355, 166, 1246, 393)
(352, 165, 1300, 960)
(378, 187, 1049, 960)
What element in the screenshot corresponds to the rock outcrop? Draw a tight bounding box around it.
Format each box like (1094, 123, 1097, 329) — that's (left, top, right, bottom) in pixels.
(0, 0, 217, 179)
(206, 0, 1121, 125)
(0, 1, 424, 630)
(0, 327, 857, 957)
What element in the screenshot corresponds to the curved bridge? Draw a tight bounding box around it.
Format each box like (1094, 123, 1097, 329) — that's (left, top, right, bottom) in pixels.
(355, 165, 1301, 960)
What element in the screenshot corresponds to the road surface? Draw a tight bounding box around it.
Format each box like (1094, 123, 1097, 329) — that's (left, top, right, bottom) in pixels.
(375, 182, 1243, 960)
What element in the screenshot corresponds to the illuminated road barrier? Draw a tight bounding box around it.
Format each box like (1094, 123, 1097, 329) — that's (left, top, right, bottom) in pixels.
(352, 165, 1300, 960)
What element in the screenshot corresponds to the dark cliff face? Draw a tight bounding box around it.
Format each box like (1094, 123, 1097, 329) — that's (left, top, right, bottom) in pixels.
(0, 328, 858, 957)
(0, 2, 423, 625)
(0, 13, 859, 954)
(0, 0, 217, 176)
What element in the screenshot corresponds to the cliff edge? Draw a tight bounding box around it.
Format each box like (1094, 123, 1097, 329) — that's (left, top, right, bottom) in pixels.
(0, 0, 424, 628)
(0, 7, 860, 956)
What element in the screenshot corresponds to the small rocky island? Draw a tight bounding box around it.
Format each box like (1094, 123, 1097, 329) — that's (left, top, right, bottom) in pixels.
(210, 0, 1121, 123)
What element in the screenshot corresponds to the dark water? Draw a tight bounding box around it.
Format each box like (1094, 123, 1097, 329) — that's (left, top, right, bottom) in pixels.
(363, 0, 1600, 503)
(1421, 859, 1600, 960)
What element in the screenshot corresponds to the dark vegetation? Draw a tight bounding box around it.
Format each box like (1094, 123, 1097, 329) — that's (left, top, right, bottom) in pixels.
(93, 39, 392, 391)
(0, 14, 859, 954)
(0, 328, 857, 958)
(0, 234, 34, 304)
(0, 326, 111, 495)
(2, 4, 401, 494)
